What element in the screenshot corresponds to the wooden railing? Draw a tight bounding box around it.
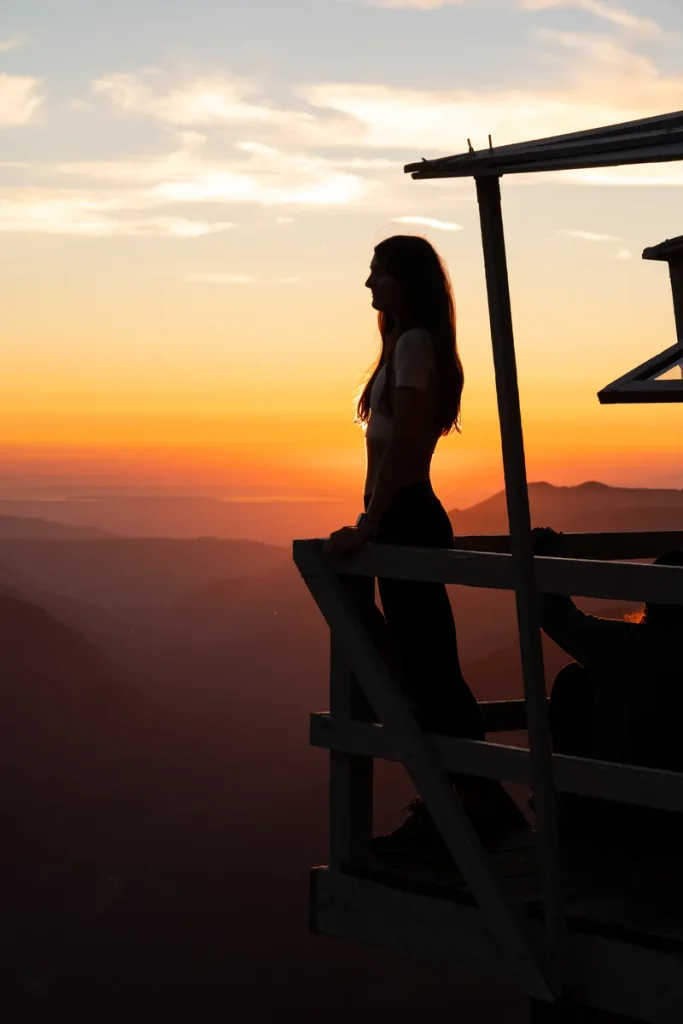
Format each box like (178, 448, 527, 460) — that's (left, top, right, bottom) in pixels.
(294, 532, 683, 1003)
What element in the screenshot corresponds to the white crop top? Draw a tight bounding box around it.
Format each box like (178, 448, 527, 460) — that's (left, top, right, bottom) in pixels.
(365, 328, 439, 445)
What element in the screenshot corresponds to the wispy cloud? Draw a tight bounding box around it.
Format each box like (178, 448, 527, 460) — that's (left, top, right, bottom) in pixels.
(0, 127, 380, 235)
(302, 28, 683, 158)
(0, 189, 236, 236)
(358, 0, 465, 7)
(186, 272, 254, 283)
(0, 73, 43, 125)
(59, 134, 377, 208)
(4, 18, 681, 240)
(0, 33, 27, 53)
(560, 229, 635, 260)
(353, 0, 660, 35)
(522, 0, 661, 37)
(561, 229, 620, 241)
(93, 72, 328, 142)
(559, 165, 683, 186)
(394, 215, 463, 230)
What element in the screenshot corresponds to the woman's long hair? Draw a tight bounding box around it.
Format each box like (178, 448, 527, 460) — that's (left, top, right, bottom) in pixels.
(356, 234, 464, 436)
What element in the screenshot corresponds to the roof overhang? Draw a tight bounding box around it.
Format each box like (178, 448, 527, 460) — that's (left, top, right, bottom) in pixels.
(405, 109, 683, 179)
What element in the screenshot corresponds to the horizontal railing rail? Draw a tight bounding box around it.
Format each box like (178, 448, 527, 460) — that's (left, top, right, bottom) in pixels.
(311, 714, 683, 814)
(479, 698, 537, 732)
(450, 531, 683, 560)
(294, 539, 683, 605)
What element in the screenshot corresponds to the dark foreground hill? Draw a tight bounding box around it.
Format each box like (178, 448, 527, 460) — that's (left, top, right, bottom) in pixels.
(0, 588, 525, 1020)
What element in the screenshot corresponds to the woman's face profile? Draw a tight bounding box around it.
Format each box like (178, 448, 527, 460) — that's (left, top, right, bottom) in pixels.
(365, 255, 402, 315)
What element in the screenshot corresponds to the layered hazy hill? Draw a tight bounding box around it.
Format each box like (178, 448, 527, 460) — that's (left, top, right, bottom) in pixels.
(0, 591, 224, 850)
(0, 536, 288, 606)
(450, 480, 683, 535)
(2, 481, 682, 547)
(0, 495, 360, 546)
(0, 515, 111, 540)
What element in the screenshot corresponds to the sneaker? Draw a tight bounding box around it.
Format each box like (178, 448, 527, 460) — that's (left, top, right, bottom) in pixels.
(371, 798, 448, 860)
(372, 787, 530, 861)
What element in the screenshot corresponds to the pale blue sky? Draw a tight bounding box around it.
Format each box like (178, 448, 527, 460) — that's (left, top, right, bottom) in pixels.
(3, 1, 683, 225)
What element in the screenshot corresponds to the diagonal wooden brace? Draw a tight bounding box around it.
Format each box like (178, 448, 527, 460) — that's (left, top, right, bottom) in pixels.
(294, 538, 556, 1002)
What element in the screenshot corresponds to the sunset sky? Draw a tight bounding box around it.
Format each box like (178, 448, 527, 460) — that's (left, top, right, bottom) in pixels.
(2, 0, 683, 510)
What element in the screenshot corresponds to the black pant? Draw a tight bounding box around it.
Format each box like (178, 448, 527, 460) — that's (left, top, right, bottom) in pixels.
(353, 481, 484, 741)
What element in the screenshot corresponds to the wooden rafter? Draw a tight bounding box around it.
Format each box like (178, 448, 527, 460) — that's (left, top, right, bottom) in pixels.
(403, 109, 683, 179)
(598, 341, 683, 405)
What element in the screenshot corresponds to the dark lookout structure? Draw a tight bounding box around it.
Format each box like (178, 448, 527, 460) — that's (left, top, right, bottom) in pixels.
(295, 111, 683, 1023)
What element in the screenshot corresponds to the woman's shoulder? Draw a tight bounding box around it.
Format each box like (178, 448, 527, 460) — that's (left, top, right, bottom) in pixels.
(397, 327, 433, 346)
(394, 328, 435, 364)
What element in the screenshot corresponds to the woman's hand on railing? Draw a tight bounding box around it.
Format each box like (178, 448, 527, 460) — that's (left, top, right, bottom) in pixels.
(325, 519, 375, 556)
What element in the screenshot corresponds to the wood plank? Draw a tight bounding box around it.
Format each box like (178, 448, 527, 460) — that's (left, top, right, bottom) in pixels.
(329, 637, 373, 869)
(669, 263, 683, 342)
(598, 340, 683, 389)
(480, 698, 531, 732)
(598, 381, 683, 404)
(530, 1000, 640, 1022)
(452, 533, 683, 561)
(312, 867, 683, 1022)
(409, 141, 683, 179)
(294, 539, 683, 606)
(310, 715, 683, 813)
(298, 549, 555, 1000)
(311, 866, 527, 986)
(405, 110, 683, 175)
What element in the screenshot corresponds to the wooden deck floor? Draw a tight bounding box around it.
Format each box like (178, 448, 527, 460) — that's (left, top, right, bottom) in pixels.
(352, 824, 683, 949)
(310, 824, 683, 1022)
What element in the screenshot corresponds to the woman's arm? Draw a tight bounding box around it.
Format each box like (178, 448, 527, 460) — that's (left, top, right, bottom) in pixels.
(364, 384, 431, 528)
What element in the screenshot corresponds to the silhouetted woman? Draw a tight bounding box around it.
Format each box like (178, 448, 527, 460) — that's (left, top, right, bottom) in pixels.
(325, 235, 525, 855)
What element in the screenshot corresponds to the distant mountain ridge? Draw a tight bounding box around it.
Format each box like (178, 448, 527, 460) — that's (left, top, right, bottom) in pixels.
(0, 536, 288, 606)
(0, 515, 112, 540)
(449, 481, 683, 535)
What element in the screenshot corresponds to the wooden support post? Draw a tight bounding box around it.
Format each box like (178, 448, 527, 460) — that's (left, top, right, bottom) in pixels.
(329, 635, 373, 870)
(668, 261, 683, 345)
(475, 175, 564, 981)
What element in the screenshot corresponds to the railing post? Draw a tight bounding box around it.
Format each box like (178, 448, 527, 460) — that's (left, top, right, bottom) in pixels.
(329, 633, 374, 870)
(476, 174, 564, 980)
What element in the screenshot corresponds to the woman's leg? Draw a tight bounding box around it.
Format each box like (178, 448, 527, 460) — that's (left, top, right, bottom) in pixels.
(374, 483, 528, 845)
(377, 575, 483, 739)
(374, 483, 483, 740)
